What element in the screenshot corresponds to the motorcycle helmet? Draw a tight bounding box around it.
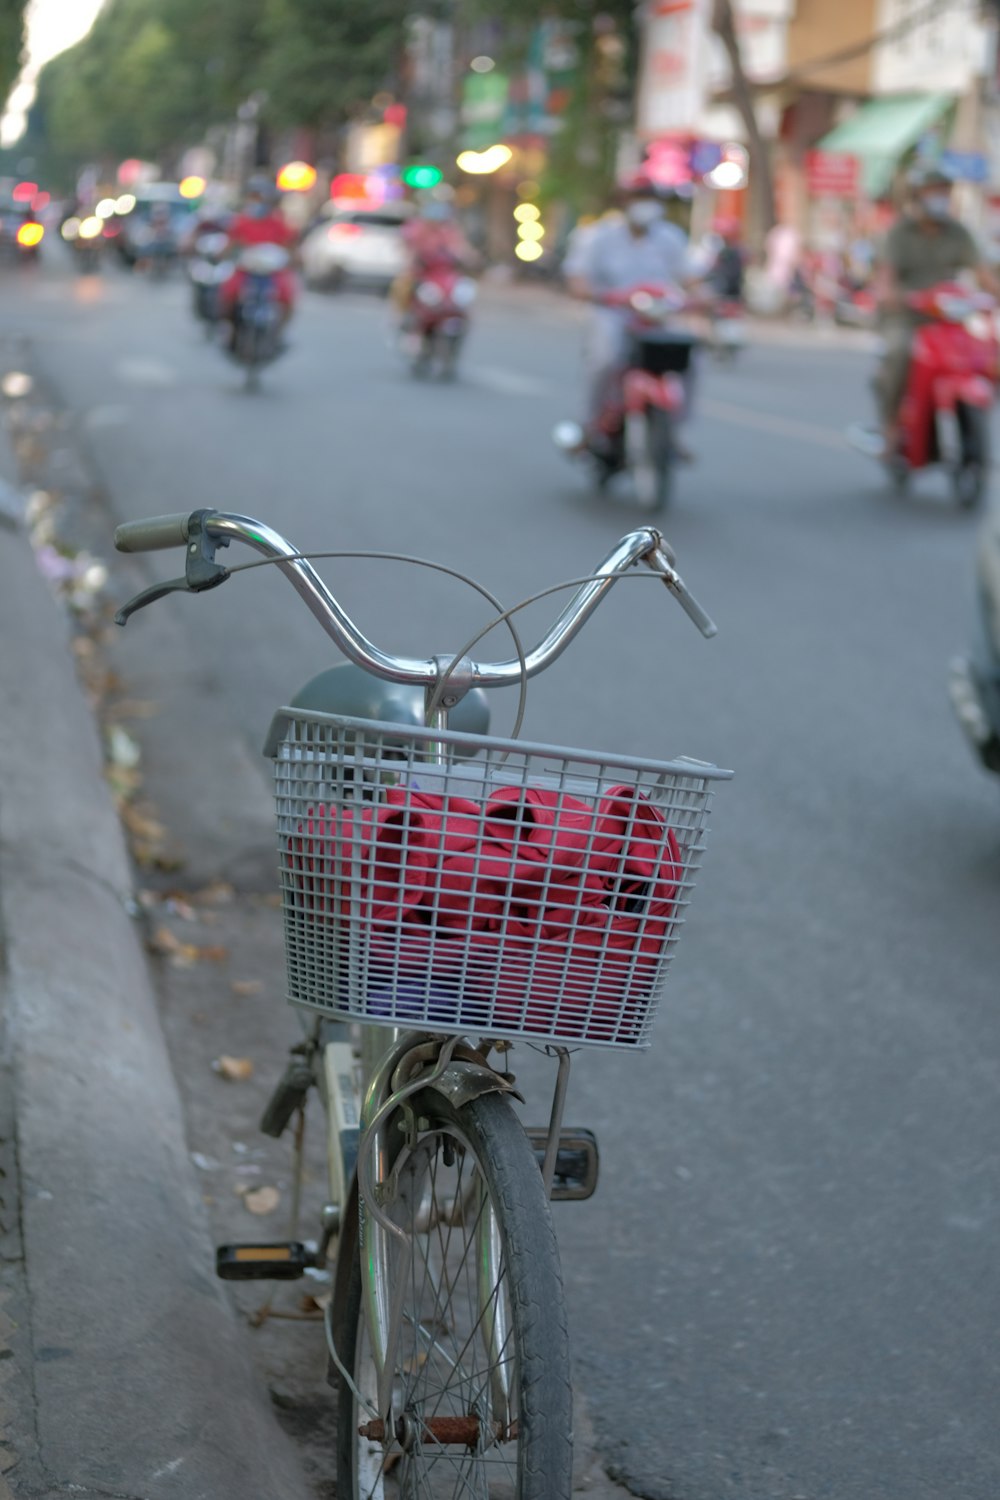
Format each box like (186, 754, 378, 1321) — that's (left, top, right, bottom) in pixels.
(619, 169, 667, 230)
(246, 173, 279, 205)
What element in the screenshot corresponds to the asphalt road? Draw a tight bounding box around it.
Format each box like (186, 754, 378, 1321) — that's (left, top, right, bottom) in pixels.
(8, 249, 1000, 1500)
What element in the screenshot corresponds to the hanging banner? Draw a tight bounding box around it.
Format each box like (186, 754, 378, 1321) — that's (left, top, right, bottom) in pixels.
(636, 0, 709, 141)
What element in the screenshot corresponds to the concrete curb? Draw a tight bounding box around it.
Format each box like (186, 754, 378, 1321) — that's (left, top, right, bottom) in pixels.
(0, 418, 310, 1497)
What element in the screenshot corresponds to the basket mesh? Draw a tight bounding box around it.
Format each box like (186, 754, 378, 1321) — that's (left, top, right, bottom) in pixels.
(270, 712, 726, 1050)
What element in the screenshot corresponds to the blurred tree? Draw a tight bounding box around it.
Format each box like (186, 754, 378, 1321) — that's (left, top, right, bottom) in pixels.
(25, 0, 413, 181)
(711, 0, 775, 236)
(464, 0, 638, 214)
(257, 0, 410, 127)
(0, 0, 29, 110)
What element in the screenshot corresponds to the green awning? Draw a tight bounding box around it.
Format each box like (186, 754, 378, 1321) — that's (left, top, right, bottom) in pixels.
(815, 93, 954, 198)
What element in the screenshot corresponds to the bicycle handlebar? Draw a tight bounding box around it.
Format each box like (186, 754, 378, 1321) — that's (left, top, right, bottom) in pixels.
(114, 508, 716, 689)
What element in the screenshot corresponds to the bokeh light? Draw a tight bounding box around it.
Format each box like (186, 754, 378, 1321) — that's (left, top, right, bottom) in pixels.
(456, 144, 512, 175)
(276, 161, 317, 192)
(517, 220, 545, 242)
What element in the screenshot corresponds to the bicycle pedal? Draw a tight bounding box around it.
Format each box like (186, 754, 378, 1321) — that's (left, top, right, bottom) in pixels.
(216, 1242, 310, 1281)
(525, 1128, 599, 1201)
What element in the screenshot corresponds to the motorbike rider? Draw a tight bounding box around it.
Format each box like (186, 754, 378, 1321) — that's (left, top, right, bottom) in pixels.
(563, 170, 697, 459)
(872, 164, 999, 453)
(707, 216, 746, 301)
(220, 175, 298, 343)
(395, 195, 478, 318)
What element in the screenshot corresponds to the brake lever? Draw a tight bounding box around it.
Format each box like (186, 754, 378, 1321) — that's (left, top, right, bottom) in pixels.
(114, 511, 230, 626)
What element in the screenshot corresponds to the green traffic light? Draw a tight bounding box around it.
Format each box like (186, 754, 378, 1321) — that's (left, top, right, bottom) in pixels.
(402, 164, 443, 189)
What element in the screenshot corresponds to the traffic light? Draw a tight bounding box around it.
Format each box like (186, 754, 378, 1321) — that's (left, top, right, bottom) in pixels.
(402, 164, 443, 189)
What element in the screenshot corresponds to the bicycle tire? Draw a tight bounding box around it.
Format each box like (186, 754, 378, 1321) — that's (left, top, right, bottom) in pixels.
(335, 1088, 573, 1499)
(647, 405, 675, 513)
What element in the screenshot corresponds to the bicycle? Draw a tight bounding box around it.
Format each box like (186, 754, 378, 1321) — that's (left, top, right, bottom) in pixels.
(113, 508, 731, 1498)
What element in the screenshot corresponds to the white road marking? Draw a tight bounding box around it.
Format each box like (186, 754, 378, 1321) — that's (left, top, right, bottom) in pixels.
(115, 357, 178, 388)
(82, 404, 129, 430)
(466, 365, 555, 398)
(701, 397, 847, 452)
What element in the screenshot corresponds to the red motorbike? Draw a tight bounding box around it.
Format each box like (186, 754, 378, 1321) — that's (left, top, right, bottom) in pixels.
(555, 283, 698, 512)
(401, 260, 477, 380)
(877, 281, 998, 509)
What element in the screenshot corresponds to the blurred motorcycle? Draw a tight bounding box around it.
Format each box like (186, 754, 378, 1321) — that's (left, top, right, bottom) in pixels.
(850, 280, 998, 509)
(554, 283, 698, 513)
(187, 230, 230, 337)
(949, 505, 1000, 778)
(401, 266, 476, 379)
(228, 243, 290, 391)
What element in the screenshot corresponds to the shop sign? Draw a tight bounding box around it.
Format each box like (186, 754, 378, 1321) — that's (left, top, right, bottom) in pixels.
(805, 150, 859, 197)
(940, 150, 988, 183)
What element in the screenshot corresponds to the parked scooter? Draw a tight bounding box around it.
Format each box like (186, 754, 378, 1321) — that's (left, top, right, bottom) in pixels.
(850, 280, 998, 509)
(949, 504, 1000, 776)
(401, 265, 476, 379)
(554, 283, 698, 512)
(187, 230, 230, 337)
(227, 243, 290, 391)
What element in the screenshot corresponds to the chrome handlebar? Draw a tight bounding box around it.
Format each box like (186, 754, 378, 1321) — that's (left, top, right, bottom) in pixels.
(114, 508, 716, 688)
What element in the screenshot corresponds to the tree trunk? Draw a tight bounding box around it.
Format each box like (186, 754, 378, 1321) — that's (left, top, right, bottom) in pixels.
(711, 0, 777, 243)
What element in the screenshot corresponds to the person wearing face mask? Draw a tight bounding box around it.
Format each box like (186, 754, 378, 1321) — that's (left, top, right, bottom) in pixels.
(872, 164, 999, 451)
(564, 171, 696, 458)
(220, 175, 299, 342)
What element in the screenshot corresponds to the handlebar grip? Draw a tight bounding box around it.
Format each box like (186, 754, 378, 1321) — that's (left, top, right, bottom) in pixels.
(645, 544, 718, 639)
(671, 585, 718, 639)
(114, 513, 194, 553)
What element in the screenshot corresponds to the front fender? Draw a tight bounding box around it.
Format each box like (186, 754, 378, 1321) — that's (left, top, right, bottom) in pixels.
(423, 1058, 523, 1110)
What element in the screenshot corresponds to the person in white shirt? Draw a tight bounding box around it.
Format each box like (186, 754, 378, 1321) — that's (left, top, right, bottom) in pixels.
(563, 172, 695, 456)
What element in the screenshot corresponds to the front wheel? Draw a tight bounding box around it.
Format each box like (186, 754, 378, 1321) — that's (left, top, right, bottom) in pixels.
(626, 407, 674, 512)
(336, 1089, 573, 1499)
(954, 402, 990, 510)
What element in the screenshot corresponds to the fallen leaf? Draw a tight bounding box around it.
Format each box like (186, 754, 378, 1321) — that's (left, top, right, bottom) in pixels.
(163, 896, 197, 922)
(106, 764, 142, 802)
(194, 880, 235, 906)
(122, 803, 166, 844)
(231, 980, 263, 997)
(148, 927, 229, 966)
(244, 1185, 280, 1216)
(197, 944, 230, 962)
(213, 1055, 254, 1082)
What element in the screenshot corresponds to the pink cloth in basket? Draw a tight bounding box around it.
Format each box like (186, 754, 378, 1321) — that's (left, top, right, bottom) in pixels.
(289, 783, 682, 1040)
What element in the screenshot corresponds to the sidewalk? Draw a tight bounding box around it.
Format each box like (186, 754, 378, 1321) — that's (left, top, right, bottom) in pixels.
(0, 407, 310, 1497)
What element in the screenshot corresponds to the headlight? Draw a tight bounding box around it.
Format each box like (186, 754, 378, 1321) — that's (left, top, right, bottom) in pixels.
(452, 278, 477, 308)
(416, 282, 444, 307)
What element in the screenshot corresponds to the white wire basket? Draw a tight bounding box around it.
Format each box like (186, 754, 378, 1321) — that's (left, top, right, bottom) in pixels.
(266, 711, 731, 1051)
